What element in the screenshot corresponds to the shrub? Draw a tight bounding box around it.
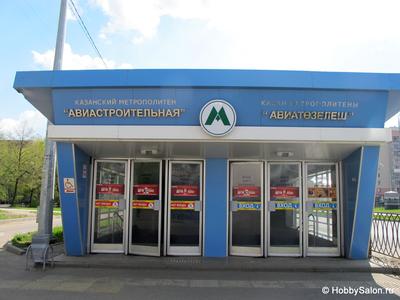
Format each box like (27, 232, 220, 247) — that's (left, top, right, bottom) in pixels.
(11, 227, 64, 248)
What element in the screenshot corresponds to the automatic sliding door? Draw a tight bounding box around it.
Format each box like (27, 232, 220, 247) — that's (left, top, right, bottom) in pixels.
(230, 162, 263, 257)
(267, 162, 302, 256)
(129, 161, 162, 256)
(305, 163, 340, 256)
(167, 161, 203, 256)
(91, 160, 127, 252)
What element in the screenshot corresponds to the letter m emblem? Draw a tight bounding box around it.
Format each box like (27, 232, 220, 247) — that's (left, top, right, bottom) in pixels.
(205, 107, 231, 126)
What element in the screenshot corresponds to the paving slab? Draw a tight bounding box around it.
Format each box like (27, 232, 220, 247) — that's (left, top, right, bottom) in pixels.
(53, 253, 400, 274)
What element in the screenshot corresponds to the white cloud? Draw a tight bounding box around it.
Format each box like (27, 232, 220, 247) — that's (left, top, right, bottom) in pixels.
(91, 0, 400, 72)
(0, 110, 47, 138)
(32, 43, 132, 70)
(91, 0, 209, 42)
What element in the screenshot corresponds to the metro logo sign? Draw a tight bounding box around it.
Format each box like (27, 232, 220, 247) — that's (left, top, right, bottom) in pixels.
(200, 100, 236, 136)
(205, 107, 231, 126)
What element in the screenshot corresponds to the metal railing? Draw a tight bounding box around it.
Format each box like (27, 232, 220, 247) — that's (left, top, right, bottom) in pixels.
(370, 212, 400, 258)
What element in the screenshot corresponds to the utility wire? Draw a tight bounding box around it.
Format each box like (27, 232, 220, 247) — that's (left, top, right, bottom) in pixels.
(68, 0, 108, 68)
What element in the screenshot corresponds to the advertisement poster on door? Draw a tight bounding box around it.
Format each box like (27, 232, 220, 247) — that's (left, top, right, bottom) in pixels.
(96, 184, 124, 195)
(233, 186, 261, 198)
(270, 186, 299, 199)
(133, 184, 159, 196)
(132, 200, 156, 209)
(95, 199, 120, 208)
(308, 187, 337, 199)
(170, 200, 196, 210)
(171, 185, 199, 197)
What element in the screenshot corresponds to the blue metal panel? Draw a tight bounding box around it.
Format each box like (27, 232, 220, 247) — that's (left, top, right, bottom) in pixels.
(73, 145, 91, 254)
(52, 88, 387, 128)
(13, 69, 400, 90)
(204, 159, 227, 257)
(342, 148, 362, 257)
(350, 146, 380, 259)
(56, 142, 84, 256)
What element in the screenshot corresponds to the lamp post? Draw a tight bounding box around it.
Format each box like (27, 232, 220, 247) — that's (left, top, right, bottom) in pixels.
(37, 0, 67, 238)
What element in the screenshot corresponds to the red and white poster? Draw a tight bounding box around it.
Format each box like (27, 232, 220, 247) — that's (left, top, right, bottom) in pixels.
(270, 186, 299, 198)
(63, 178, 76, 193)
(96, 184, 124, 195)
(95, 199, 120, 208)
(233, 186, 261, 198)
(132, 200, 155, 209)
(171, 185, 199, 197)
(133, 184, 159, 196)
(170, 201, 196, 210)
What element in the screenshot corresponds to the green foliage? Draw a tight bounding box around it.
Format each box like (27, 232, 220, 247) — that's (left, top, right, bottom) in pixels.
(11, 231, 35, 248)
(373, 207, 400, 214)
(0, 126, 45, 207)
(11, 226, 64, 248)
(0, 209, 27, 220)
(52, 226, 64, 241)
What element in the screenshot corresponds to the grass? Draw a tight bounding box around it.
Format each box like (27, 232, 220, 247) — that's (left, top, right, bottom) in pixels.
(0, 209, 27, 220)
(9, 206, 62, 215)
(373, 207, 400, 214)
(373, 207, 400, 221)
(11, 226, 64, 248)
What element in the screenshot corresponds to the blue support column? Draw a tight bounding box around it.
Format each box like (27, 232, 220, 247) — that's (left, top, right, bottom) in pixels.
(57, 142, 91, 256)
(73, 146, 91, 254)
(204, 159, 228, 257)
(342, 148, 362, 257)
(349, 146, 380, 259)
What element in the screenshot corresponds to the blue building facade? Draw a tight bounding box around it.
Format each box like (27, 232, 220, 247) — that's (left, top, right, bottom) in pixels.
(14, 69, 399, 259)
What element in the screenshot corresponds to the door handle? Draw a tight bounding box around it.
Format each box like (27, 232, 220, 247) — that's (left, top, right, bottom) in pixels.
(268, 201, 276, 212)
(194, 201, 202, 212)
(306, 201, 314, 212)
(119, 199, 126, 210)
(230, 201, 238, 212)
(153, 200, 161, 211)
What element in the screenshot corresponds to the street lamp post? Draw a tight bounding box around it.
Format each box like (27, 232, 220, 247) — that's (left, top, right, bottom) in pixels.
(37, 0, 67, 238)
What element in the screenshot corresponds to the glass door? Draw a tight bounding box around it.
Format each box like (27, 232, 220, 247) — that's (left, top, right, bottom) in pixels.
(304, 163, 340, 256)
(129, 160, 162, 256)
(91, 160, 128, 252)
(267, 162, 302, 256)
(229, 162, 263, 257)
(167, 161, 203, 256)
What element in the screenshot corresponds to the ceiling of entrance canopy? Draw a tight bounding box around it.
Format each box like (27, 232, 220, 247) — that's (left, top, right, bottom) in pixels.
(73, 140, 361, 161)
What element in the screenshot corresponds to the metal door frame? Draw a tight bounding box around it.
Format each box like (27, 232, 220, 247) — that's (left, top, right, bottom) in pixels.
(129, 159, 163, 256)
(167, 160, 203, 256)
(266, 161, 303, 257)
(229, 161, 264, 257)
(303, 162, 341, 257)
(90, 159, 129, 253)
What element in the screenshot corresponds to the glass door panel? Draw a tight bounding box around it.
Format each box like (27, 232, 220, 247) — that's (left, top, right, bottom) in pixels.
(305, 163, 340, 256)
(230, 162, 263, 256)
(267, 163, 302, 256)
(167, 161, 202, 255)
(91, 160, 127, 252)
(129, 161, 162, 256)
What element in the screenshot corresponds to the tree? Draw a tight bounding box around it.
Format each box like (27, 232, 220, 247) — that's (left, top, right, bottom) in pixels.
(0, 123, 44, 206)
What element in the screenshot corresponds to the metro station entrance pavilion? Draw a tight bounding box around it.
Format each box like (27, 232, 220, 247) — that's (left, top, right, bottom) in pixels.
(14, 69, 400, 259)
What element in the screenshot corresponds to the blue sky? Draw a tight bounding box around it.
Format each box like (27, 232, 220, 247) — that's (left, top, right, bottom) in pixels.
(1, 0, 400, 136)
